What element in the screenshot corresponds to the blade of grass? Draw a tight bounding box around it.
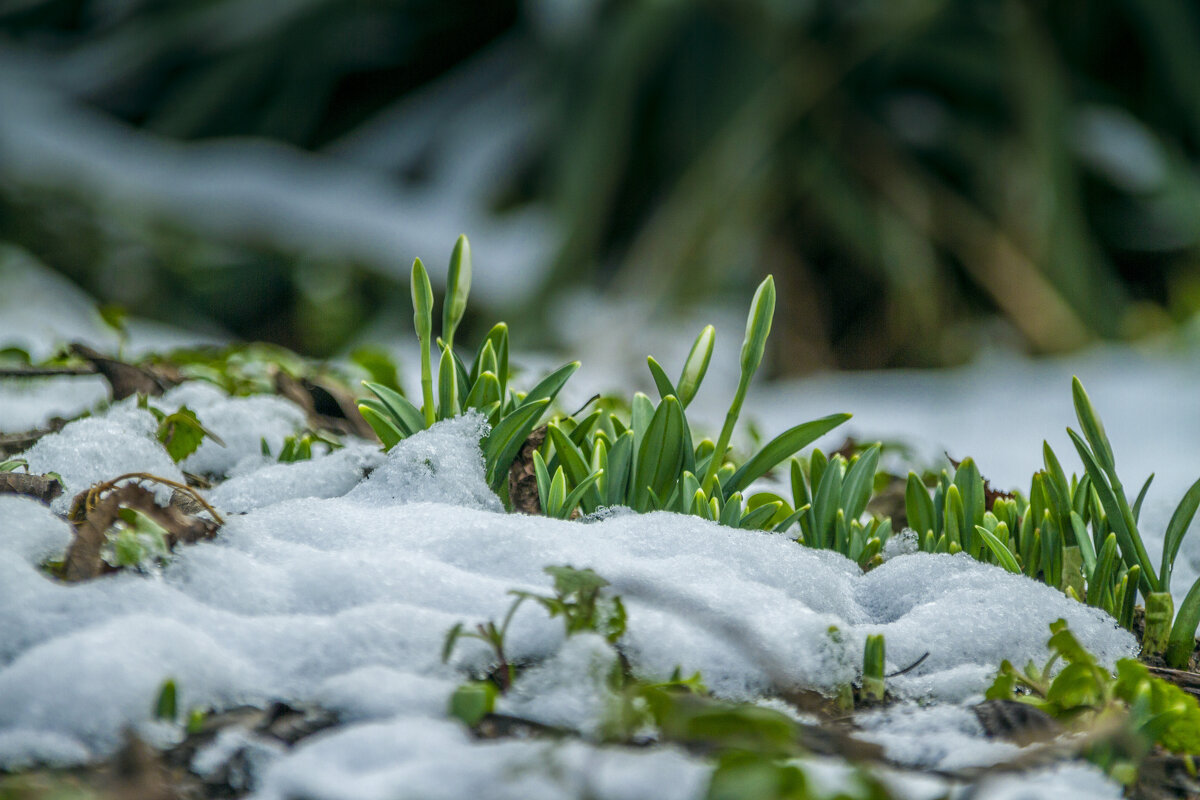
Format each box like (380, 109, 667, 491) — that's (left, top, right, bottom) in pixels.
(1160, 476, 1200, 593)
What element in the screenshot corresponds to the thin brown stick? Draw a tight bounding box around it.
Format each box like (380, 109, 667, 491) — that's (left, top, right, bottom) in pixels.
(0, 366, 98, 378)
(85, 472, 224, 526)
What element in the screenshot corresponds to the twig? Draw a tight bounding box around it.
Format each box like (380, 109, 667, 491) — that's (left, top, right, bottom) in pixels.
(0, 366, 98, 378)
(82, 472, 224, 526)
(886, 652, 929, 678)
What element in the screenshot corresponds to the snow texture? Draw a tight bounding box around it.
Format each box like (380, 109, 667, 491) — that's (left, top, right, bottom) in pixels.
(0, 496, 73, 566)
(207, 442, 385, 514)
(158, 382, 308, 478)
(0, 415, 1137, 800)
(20, 404, 185, 513)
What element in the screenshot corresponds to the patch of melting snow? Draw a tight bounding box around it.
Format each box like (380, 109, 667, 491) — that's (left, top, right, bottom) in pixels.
(0, 412, 1138, 798)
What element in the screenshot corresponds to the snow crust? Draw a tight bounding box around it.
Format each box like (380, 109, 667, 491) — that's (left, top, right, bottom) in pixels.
(0, 414, 1137, 799)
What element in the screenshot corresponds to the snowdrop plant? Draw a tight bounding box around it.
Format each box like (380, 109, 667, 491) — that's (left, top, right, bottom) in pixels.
(902, 379, 1200, 667)
(357, 236, 578, 497)
(1066, 378, 1200, 667)
(784, 445, 893, 569)
(537, 276, 850, 528)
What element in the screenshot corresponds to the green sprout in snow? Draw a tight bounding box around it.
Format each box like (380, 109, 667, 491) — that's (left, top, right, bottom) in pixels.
(358, 236, 578, 503)
(531, 275, 850, 528)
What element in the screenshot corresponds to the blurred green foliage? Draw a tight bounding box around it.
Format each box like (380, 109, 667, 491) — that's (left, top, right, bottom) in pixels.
(2, 0, 1200, 367)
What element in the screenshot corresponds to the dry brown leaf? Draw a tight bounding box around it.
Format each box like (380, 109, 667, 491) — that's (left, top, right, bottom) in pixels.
(508, 425, 547, 516)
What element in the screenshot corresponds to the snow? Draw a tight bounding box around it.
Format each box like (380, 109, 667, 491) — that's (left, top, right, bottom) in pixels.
(856, 704, 1020, 771)
(20, 404, 185, 513)
(251, 716, 709, 800)
(208, 442, 385, 514)
(0, 496, 73, 566)
(973, 763, 1124, 800)
(158, 382, 308, 478)
(0, 376, 109, 434)
(0, 412, 1138, 799)
(346, 412, 500, 511)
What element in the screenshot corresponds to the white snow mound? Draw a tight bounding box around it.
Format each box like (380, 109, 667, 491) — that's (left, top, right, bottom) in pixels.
(0, 416, 1137, 798)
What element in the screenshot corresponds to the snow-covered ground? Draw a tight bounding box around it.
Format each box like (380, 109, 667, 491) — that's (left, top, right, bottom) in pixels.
(0, 409, 1135, 799)
(5, 260, 1196, 798)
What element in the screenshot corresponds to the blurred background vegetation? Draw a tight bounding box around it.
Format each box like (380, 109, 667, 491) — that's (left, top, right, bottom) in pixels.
(1, 0, 1198, 372)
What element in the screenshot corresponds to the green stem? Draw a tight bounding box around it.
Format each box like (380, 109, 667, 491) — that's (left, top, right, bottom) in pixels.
(420, 338, 436, 427)
(701, 378, 749, 490)
(1110, 475, 1161, 595)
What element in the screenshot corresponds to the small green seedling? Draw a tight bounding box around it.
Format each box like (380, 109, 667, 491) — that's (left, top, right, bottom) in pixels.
(0, 458, 27, 473)
(443, 565, 626, 727)
(152, 677, 209, 735)
(153, 678, 177, 722)
(988, 619, 1200, 782)
(861, 634, 886, 703)
(138, 397, 226, 464)
(511, 565, 627, 643)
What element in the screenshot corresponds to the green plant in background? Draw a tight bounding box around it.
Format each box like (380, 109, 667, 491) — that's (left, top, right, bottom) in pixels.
(987, 619, 1200, 784)
(357, 236, 579, 500)
(533, 276, 850, 529)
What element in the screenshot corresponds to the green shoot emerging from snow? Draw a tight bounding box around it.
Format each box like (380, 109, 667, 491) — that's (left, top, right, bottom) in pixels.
(358, 235, 577, 502)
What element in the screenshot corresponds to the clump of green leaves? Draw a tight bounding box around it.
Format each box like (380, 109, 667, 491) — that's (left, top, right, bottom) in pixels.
(533, 276, 849, 528)
(907, 379, 1200, 666)
(988, 619, 1200, 782)
(786, 444, 892, 568)
(1064, 378, 1200, 667)
(0, 458, 27, 473)
(358, 236, 577, 502)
